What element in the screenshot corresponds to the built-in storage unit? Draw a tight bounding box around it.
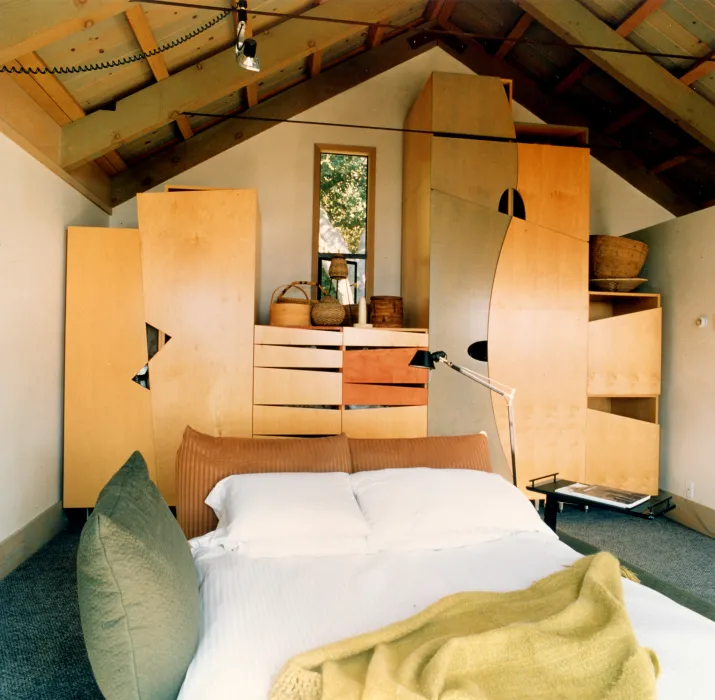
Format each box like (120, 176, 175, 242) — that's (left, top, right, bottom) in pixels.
(586, 292, 662, 494)
(252, 325, 429, 438)
(402, 72, 590, 489)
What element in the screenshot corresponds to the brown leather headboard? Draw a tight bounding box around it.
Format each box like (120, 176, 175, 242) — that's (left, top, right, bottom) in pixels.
(176, 428, 351, 539)
(348, 434, 492, 473)
(176, 429, 493, 539)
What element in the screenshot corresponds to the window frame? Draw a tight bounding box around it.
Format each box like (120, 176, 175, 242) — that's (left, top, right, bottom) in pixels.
(312, 144, 376, 300)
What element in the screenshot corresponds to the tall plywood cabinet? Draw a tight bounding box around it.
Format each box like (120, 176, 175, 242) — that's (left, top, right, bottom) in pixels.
(402, 73, 590, 489)
(64, 190, 259, 507)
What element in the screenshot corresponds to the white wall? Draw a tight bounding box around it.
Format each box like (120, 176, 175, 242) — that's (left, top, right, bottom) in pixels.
(628, 209, 715, 510)
(112, 47, 668, 318)
(0, 133, 108, 543)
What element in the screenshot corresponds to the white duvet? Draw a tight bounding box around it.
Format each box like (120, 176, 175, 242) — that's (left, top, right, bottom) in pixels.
(178, 531, 715, 699)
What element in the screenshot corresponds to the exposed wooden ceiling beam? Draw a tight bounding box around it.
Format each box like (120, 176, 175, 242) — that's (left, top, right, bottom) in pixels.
(0, 73, 111, 211)
(423, 0, 446, 22)
(554, 0, 667, 94)
(518, 0, 715, 153)
(61, 0, 404, 169)
(603, 103, 649, 135)
(437, 0, 458, 25)
(367, 25, 387, 49)
(0, 0, 132, 65)
(681, 51, 715, 86)
(436, 20, 697, 217)
(308, 50, 324, 77)
(110, 27, 439, 206)
(11, 51, 127, 176)
(125, 5, 194, 139)
(652, 147, 706, 174)
(494, 13, 533, 61)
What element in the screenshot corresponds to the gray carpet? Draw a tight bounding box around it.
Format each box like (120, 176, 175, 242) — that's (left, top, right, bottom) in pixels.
(555, 505, 715, 605)
(1, 511, 714, 699)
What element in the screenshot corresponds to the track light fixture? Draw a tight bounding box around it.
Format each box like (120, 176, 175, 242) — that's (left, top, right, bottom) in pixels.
(235, 0, 260, 72)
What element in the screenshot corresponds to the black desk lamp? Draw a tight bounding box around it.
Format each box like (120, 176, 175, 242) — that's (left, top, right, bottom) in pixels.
(409, 347, 518, 487)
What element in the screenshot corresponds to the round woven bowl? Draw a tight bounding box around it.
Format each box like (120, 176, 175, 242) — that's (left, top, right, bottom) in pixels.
(311, 296, 346, 326)
(590, 278, 647, 293)
(589, 236, 648, 279)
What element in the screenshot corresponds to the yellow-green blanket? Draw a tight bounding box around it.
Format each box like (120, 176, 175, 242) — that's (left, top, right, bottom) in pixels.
(270, 553, 658, 700)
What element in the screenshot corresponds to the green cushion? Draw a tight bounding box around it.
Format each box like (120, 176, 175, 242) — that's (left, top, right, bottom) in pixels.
(77, 452, 200, 700)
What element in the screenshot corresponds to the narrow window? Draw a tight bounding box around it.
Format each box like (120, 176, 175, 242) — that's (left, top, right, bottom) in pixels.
(313, 145, 375, 302)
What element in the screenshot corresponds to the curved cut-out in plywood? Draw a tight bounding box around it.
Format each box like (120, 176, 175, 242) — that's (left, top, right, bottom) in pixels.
(516, 143, 589, 241)
(427, 192, 512, 478)
(138, 190, 258, 504)
(488, 218, 589, 491)
(63, 227, 156, 508)
(498, 189, 526, 219)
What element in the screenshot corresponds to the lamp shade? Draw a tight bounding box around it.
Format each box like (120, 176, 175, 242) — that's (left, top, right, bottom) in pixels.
(409, 350, 436, 370)
(467, 341, 488, 362)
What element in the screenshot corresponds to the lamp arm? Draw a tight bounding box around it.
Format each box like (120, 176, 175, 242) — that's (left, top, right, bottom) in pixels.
(437, 357, 518, 487)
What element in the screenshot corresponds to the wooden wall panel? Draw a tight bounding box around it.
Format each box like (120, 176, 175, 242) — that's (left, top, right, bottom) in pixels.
(588, 308, 662, 396)
(585, 408, 660, 495)
(63, 227, 155, 507)
(138, 190, 258, 504)
(253, 368, 343, 406)
(427, 193, 511, 478)
(516, 143, 590, 241)
(342, 348, 428, 385)
(254, 345, 342, 369)
(343, 384, 428, 406)
(254, 325, 343, 347)
(342, 406, 428, 438)
(342, 328, 428, 348)
(488, 218, 588, 490)
(253, 406, 341, 436)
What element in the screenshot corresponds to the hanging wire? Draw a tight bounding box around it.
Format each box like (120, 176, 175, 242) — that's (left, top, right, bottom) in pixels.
(0, 9, 230, 75)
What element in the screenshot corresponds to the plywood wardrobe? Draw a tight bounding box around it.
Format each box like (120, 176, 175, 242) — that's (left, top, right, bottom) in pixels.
(402, 73, 590, 490)
(64, 189, 259, 507)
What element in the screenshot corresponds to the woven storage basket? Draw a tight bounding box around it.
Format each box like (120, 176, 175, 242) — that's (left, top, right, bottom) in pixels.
(370, 296, 403, 327)
(269, 283, 311, 326)
(312, 293, 346, 326)
(589, 236, 648, 279)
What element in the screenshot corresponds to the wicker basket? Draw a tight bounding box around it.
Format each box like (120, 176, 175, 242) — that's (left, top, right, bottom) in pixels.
(328, 255, 348, 279)
(312, 294, 346, 326)
(370, 296, 403, 327)
(589, 236, 648, 279)
(269, 283, 311, 326)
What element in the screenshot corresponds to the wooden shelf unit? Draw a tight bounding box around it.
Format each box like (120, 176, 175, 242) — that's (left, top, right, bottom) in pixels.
(585, 291, 662, 495)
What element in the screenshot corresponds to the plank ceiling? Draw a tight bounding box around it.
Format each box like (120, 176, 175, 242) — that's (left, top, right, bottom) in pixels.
(1, 0, 714, 214)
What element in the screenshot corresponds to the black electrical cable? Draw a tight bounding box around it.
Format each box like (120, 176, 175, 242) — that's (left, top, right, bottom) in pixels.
(0, 9, 230, 75)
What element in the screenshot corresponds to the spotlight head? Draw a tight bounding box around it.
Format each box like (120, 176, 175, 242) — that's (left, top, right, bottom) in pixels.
(237, 38, 260, 72)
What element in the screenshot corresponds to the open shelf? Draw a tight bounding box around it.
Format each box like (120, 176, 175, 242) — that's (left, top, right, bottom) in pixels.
(587, 396, 658, 424)
(589, 291, 660, 321)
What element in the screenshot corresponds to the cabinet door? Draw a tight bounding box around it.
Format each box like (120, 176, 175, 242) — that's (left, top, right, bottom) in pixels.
(342, 407, 428, 438)
(253, 368, 342, 406)
(585, 408, 660, 495)
(253, 406, 341, 436)
(588, 308, 662, 397)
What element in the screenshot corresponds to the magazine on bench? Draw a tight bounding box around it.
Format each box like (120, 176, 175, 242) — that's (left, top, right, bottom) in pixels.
(554, 483, 651, 509)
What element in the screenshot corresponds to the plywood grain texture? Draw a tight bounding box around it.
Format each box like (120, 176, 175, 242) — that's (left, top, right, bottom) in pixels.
(253, 405, 342, 436)
(253, 368, 343, 406)
(254, 325, 343, 347)
(516, 143, 590, 240)
(342, 328, 428, 348)
(63, 227, 155, 507)
(488, 218, 589, 490)
(253, 345, 343, 369)
(138, 190, 258, 503)
(585, 408, 660, 494)
(426, 194, 511, 478)
(588, 307, 662, 396)
(343, 384, 428, 407)
(342, 406, 428, 438)
(342, 348, 429, 385)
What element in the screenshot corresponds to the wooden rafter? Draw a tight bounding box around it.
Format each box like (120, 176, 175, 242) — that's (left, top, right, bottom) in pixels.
(423, 0, 446, 22)
(110, 27, 439, 206)
(0, 0, 132, 66)
(652, 147, 706, 174)
(518, 0, 715, 153)
(61, 0, 407, 169)
(367, 25, 387, 49)
(437, 0, 458, 25)
(554, 0, 667, 95)
(125, 5, 194, 139)
(436, 17, 697, 217)
(494, 13, 533, 61)
(603, 103, 649, 135)
(9, 52, 127, 176)
(681, 51, 715, 86)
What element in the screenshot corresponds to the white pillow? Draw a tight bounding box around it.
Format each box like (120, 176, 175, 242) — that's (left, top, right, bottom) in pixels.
(205, 472, 369, 550)
(350, 468, 555, 552)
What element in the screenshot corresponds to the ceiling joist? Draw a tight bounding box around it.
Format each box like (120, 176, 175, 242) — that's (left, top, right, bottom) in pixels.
(494, 13, 533, 61)
(60, 0, 409, 170)
(518, 0, 715, 153)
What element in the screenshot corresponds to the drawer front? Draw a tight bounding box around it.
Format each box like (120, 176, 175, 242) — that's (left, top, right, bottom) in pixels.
(342, 327, 428, 348)
(253, 406, 342, 436)
(254, 344, 342, 369)
(343, 383, 428, 406)
(341, 406, 428, 438)
(588, 308, 661, 396)
(343, 348, 429, 385)
(254, 325, 343, 347)
(253, 368, 342, 405)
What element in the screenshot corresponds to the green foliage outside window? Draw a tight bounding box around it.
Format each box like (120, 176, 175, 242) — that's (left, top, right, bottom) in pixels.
(319, 153, 368, 254)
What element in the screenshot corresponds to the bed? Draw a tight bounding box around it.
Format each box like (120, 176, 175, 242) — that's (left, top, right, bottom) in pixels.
(174, 429, 715, 700)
